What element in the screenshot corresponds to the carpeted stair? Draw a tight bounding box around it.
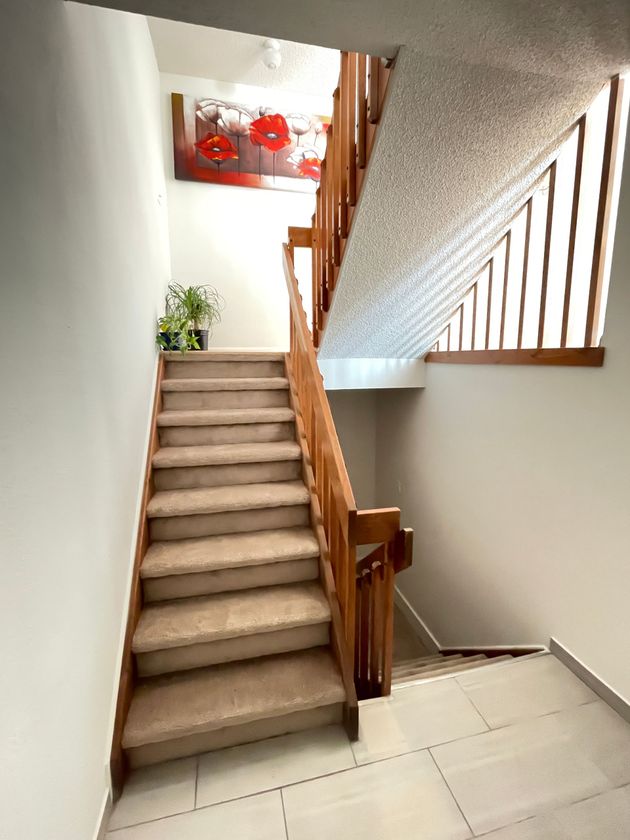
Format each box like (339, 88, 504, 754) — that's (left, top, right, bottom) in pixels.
(392, 652, 515, 685)
(122, 351, 346, 768)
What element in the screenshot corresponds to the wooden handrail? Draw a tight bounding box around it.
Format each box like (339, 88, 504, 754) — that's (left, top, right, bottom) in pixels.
(311, 51, 393, 348)
(283, 242, 413, 700)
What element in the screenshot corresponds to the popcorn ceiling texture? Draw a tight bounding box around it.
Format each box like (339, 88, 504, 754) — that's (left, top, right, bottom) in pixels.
(79, 0, 630, 77)
(320, 47, 619, 358)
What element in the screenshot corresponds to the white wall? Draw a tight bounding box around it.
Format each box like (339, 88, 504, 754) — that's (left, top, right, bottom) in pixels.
(0, 3, 170, 839)
(327, 391, 377, 510)
(159, 72, 329, 349)
(376, 127, 630, 701)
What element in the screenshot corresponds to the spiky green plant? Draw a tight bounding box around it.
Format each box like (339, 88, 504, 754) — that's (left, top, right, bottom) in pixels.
(165, 283, 224, 331)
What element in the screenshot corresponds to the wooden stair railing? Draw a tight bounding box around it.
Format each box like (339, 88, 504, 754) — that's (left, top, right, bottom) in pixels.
(356, 529, 413, 698)
(283, 240, 413, 702)
(308, 51, 393, 349)
(426, 75, 626, 366)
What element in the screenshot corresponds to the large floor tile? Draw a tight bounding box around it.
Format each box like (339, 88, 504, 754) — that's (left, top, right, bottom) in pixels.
(431, 701, 630, 835)
(106, 790, 285, 839)
(283, 749, 472, 840)
(456, 655, 596, 728)
(196, 724, 355, 807)
(352, 677, 488, 764)
(480, 785, 630, 839)
(107, 757, 196, 831)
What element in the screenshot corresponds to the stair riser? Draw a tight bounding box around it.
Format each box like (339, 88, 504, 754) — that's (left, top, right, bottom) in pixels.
(126, 704, 343, 768)
(166, 361, 285, 379)
(393, 659, 472, 680)
(159, 422, 294, 447)
(162, 390, 289, 410)
(136, 623, 330, 677)
(393, 656, 513, 684)
(153, 460, 301, 491)
(143, 557, 319, 602)
(149, 504, 310, 541)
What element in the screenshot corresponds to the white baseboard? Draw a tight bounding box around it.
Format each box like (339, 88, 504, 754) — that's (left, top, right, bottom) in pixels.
(394, 586, 440, 653)
(550, 637, 630, 725)
(94, 789, 112, 840)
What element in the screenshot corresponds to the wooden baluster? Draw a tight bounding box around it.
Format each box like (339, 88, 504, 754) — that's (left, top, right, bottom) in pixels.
(367, 56, 380, 124)
(517, 198, 533, 349)
(499, 230, 511, 349)
(354, 575, 363, 691)
(458, 305, 464, 351)
(584, 76, 624, 347)
(485, 257, 494, 349)
(538, 160, 557, 348)
(369, 559, 384, 694)
(347, 52, 358, 207)
(561, 115, 586, 348)
(339, 52, 350, 239)
(330, 510, 341, 603)
(319, 159, 328, 313)
(332, 88, 341, 268)
(311, 213, 318, 345)
(359, 571, 371, 698)
(381, 541, 395, 695)
(357, 54, 367, 169)
(471, 281, 478, 350)
(346, 538, 356, 657)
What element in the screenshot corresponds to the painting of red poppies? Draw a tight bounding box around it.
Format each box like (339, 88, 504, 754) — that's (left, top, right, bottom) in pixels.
(171, 93, 329, 193)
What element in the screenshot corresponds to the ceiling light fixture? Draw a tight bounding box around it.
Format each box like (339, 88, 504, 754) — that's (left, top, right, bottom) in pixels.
(262, 38, 282, 71)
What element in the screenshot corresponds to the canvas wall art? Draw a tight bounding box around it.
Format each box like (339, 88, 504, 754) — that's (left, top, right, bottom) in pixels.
(171, 92, 329, 193)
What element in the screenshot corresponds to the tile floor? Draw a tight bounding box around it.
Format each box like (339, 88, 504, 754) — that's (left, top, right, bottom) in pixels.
(106, 654, 630, 839)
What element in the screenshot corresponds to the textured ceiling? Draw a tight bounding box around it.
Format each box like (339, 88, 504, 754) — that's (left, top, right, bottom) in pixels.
(147, 18, 339, 96)
(78, 0, 630, 79)
(319, 48, 626, 358)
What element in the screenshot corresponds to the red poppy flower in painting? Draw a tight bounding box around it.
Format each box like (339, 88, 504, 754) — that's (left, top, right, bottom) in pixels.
(194, 133, 238, 162)
(288, 147, 322, 181)
(297, 157, 321, 180)
(249, 114, 291, 152)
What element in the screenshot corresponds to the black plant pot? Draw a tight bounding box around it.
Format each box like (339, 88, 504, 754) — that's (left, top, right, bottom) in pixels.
(159, 331, 182, 350)
(190, 329, 209, 350)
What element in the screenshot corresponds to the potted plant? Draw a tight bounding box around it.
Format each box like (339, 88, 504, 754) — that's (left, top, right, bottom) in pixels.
(155, 313, 200, 354)
(165, 282, 223, 350)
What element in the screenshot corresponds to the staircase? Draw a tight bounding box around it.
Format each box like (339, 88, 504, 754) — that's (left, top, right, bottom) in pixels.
(392, 653, 515, 686)
(120, 351, 347, 769)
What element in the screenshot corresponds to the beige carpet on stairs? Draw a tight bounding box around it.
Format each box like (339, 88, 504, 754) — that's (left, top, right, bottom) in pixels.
(121, 351, 347, 768)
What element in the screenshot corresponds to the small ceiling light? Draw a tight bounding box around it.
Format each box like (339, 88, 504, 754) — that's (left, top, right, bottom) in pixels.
(262, 38, 282, 71)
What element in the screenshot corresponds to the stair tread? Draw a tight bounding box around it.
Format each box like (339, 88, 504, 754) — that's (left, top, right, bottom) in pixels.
(392, 654, 444, 668)
(133, 582, 330, 653)
(394, 654, 479, 678)
(141, 528, 320, 579)
(394, 655, 514, 683)
(122, 647, 345, 748)
(392, 654, 462, 673)
(162, 377, 289, 392)
(147, 481, 310, 519)
(163, 351, 285, 362)
(153, 441, 301, 469)
(157, 407, 294, 427)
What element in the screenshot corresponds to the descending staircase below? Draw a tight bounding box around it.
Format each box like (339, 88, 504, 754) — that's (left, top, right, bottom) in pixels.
(121, 351, 347, 769)
(392, 652, 515, 686)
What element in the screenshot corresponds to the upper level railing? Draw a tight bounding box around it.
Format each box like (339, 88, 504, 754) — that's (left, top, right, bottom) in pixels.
(427, 75, 627, 366)
(283, 236, 412, 699)
(311, 52, 393, 348)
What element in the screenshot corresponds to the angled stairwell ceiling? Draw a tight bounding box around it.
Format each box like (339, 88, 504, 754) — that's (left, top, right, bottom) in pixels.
(320, 48, 630, 358)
